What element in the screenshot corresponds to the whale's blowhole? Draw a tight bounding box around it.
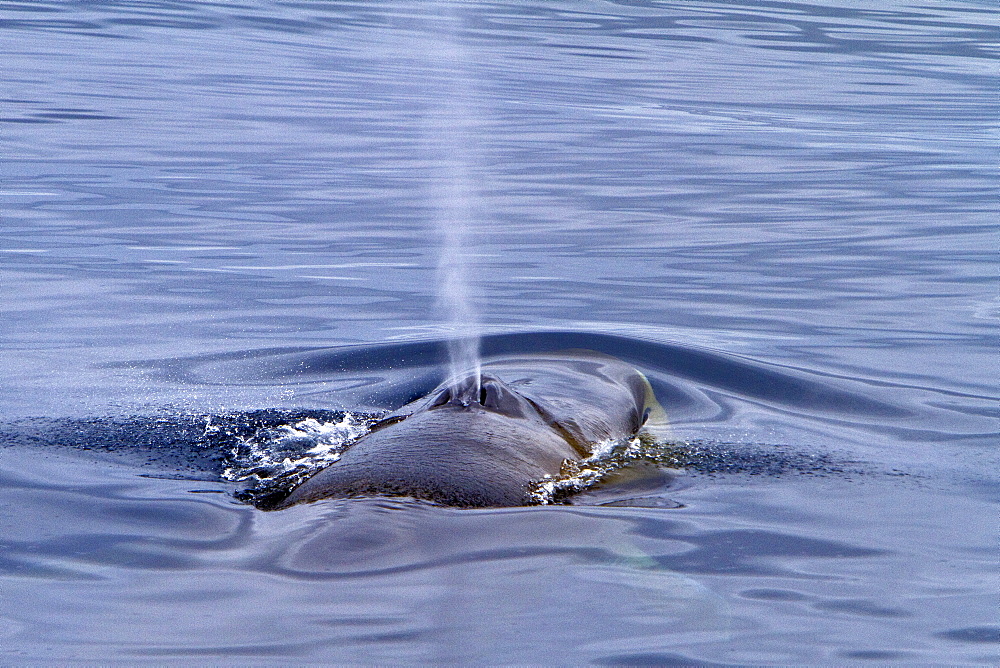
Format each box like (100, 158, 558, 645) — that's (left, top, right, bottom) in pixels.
(429, 373, 543, 422)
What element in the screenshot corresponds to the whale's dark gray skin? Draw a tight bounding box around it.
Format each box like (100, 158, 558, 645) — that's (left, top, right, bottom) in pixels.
(274, 351, 663, 509)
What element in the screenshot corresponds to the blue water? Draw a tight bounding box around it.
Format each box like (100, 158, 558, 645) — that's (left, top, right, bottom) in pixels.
(1, 0, 998, 663)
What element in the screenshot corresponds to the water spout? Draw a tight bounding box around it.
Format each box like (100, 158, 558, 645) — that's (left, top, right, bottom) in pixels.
(424, 3, 482, 394)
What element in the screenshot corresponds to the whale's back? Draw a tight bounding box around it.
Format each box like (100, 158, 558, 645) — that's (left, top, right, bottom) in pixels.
(276, 351, 655, 508)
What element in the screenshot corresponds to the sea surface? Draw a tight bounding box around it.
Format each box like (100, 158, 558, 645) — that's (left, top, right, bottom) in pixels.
(1, 0, 998, 664)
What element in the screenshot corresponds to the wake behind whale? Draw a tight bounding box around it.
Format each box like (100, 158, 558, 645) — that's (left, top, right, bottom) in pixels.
(1, 334, 886, 511)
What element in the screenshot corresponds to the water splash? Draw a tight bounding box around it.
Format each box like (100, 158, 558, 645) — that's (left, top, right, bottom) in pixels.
(529, 434, 660, 504)
(221, 413, 370, 485)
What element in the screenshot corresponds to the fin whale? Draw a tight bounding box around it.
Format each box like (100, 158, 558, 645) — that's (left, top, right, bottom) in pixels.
(275, 351, 662, 508)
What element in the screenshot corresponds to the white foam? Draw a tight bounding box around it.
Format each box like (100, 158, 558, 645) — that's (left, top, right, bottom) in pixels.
(221, 413, 369, 483)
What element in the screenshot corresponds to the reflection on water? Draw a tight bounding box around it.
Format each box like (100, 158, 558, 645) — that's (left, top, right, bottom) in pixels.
(1, 0, 997, 663)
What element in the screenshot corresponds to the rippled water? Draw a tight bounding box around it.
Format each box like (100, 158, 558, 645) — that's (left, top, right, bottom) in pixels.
(1, 0, 998, 663)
